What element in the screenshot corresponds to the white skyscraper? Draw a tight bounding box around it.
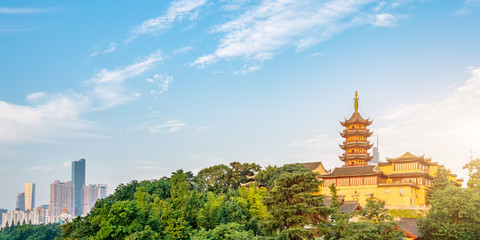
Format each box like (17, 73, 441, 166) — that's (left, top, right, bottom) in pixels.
(82, 184, 107, 215)
(49, 180, 75, 217)
(24, 183, 35, 211)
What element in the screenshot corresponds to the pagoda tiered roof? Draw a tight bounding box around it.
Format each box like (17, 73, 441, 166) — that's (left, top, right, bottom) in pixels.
(339, 141, 373, 150)
(340, 112, 373, 126)
(340, 129, 373, 137)
(339, 154, 374, 161)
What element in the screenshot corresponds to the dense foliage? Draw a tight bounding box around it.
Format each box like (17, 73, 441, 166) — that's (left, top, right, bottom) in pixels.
(324, 185, 404, 240)
(0, 223, 61, 240)
(1, 162, 422, 239)
(418, 158, 480, 240)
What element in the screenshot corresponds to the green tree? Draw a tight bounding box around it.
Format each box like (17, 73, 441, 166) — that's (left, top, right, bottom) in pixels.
(463, 158, 480, 194)
(226, 162, 261, 189)
(427, 166, 451, 203)
(196, 164, 230, 193)
(192, 222, 254, 240)
(340, 197, 403, 240)
(256, 163, 310, 189)
(262, 165, 331, 239)
(418, 184, 480, 240)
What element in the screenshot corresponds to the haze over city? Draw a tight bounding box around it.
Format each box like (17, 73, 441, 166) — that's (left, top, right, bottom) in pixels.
(1, 0, 479, 210)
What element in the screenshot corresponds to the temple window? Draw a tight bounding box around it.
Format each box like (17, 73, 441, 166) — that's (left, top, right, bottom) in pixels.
(385, 188, 390, 193)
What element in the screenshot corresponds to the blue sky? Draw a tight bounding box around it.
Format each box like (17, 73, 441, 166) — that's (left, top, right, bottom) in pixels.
(1, 0, 480, 209)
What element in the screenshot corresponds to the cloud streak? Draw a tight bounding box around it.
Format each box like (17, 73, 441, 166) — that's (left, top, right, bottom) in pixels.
(377, 67, 480, 176)
(192, 0, 409, 69)
(0, 7, 50, 14)
(87, 50, 164, 109)
(0, 50, 165, 143)
(149, 120, 189, 133)
(128, 0, 207, 42)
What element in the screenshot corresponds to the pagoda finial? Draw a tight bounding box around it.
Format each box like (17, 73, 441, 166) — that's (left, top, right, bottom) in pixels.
(354, 91, 359, 113)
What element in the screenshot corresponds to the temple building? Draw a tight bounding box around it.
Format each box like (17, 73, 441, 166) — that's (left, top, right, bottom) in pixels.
(318, 92, 463, 209)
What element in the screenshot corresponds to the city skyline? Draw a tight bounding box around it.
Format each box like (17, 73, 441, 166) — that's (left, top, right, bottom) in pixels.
(1, 0, 480, 209)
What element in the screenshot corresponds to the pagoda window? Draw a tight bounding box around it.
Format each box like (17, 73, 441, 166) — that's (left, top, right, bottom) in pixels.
(364, 176, 377, 185)
(337, 178, 349, 186)
(323, 179, 336, 187)
(351, 177, 363, 186)
(385, 188, 390, 193)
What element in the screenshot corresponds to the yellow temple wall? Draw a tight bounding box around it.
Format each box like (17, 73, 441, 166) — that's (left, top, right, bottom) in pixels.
(378, 164, 394, 174)
(320, 184, 429, 208)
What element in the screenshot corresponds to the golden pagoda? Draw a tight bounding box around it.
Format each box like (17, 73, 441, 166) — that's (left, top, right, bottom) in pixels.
(339, 91, 373, 166)
(317, 92, 464, 210)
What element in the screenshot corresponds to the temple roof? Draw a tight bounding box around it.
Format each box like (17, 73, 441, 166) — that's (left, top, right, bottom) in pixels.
(386, 152, 436, 165)
(299, 161, 326, 174)
(340, 112, 372, 126)
(396, 218, 422, 239)
(321, 164, 383, 178)
(323, 197, 361, 213)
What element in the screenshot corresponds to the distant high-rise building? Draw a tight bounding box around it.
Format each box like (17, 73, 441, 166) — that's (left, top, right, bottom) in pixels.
(72, 159, 85, 216)
(24, 183, 35, 211)
(15, 192, 25, 211)
(82, 184, 107, 215)
(49, 180, 75, 217)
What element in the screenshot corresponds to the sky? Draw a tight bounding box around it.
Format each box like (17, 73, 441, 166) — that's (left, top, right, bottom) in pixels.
(0, 0, 480, 209)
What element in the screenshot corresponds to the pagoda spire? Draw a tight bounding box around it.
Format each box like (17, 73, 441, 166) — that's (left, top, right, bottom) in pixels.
(354, 91, 359, 113)
(339, 92, 373, 167)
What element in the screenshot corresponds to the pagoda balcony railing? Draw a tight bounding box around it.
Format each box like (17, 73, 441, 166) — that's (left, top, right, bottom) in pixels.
(342, 153, 369, 157)
(343, 140, 368, 144)
(344, 128, 367, 131)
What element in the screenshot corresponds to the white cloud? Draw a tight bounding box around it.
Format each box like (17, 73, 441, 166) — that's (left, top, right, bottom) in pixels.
(377, 67, 480, 178)
(0, 50, 164, 143)
(90, 42, 117, 57)
(0, 93, 91, 143)
(173, 46, 194, 55)
(234, 65, 261, 74)
(87, 50, 163, 109)
(26, 92, 47, 102)
(128, 0, 207, 42)
(372, 13, 396, 27)
(147, 74, 174, 96)
(466, 0, 480, 7)
(192, 0, 389, 68)
(311, 52, 326, 57)
(149, 120, 189, 133)
(0, 7, 50, 14)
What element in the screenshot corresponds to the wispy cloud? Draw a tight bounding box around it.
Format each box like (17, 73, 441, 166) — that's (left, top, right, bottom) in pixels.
(0, 50, 165, 144)
(234, 65, 261, 75)
(372, 13, 397, 27)
(127, 0, 207, 42)
(173, 46, 194, 55)
(86, 50, 164, 109)
(149, 120, 189, 133)
(0, 93, 91, 143)
(192, 0, 404, 68)
(0, 7, 50, 14)
(90, 42, 117, 57)
(146, 74, 173, 96)
(377, 67, 480, 175)
(454, 0, 480, 15)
